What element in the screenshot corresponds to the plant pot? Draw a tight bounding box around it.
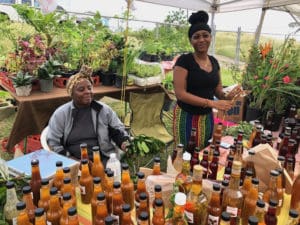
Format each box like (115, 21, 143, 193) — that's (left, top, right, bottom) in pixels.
(15, 84, 32, 97)
(39, 79, 53, 92)
(100, 72, 115, 86)
(115, 74, 127, 88)
(245, 106, 262, 122)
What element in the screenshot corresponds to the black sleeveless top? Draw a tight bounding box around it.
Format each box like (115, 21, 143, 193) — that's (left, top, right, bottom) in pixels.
(175, 53, 220, 115)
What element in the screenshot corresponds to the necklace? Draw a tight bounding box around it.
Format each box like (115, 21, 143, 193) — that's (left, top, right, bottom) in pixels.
(194, 54, 211, 70)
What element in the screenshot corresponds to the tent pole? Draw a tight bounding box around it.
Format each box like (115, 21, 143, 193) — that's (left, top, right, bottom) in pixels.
(210, 10, 216, 56)
(254, 8, 267, 44)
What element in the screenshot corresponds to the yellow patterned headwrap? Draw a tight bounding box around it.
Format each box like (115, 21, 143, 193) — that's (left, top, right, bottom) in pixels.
(66, 65, 94, 96)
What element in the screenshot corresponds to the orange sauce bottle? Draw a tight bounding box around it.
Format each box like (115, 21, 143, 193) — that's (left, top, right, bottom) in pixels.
(91, 146, 105, 181)
(29, 159, 42, 207)
(61, 178, 77, 207)
(136, 192, 150, 223)
(79, 143, 91, 174)
(111, 181, 124, 224)
(16, 201, 33, 225)
(91, 177, 103, 225)
(121, 163, 134, 210)
(152, 199, 165, 225)
(22, 186, 36, 224)
(94, 192, 108, 225)
(122, 204, 134, 225)
(152, 156, 161, 175)
(34, 208, 46, 225)
(152, 184, 164, 214)
(67, 207, 79, 225)
(135, 172, 149, 211)
(206, 183, 221, 225)
(46, 187, 62, 225)
(79, 159, 93, 204)
(38, 178, 50, 212)
(53, 161, 64, 192)
(60, 193, 73, 225)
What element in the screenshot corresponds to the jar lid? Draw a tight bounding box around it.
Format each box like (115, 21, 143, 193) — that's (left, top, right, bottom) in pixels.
(122, 163, 129, 170)
(104, 216, 114, 225)
(122, 203, 131, 212)
(248, 215, 259, 225)
(93, 177, 101, 184)
(80, 143, 87, 148)
(289, 209, 299, 218)
(174, 192, 186, 206)
(68, 207, 77, 216)
(221, 211, 230, 221)
(56, 161, 63, 167)
(97, 192, 105, 201)
(63, 193, 71, 201)
(110, 153, 116, 158)
(183, 152, 191, 161)
(155, 198, 163, 207)
(63, 167, 70, 173)
(6, 181, 15, 189)
(35, 208, 45, 217)
(31, 159, 39, 165)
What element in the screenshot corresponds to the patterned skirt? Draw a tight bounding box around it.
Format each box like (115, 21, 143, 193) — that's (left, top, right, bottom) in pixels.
(173, 104, 214, 150)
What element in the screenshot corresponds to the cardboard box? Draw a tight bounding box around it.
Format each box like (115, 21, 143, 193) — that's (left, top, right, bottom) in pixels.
(217, 95, 246, 123)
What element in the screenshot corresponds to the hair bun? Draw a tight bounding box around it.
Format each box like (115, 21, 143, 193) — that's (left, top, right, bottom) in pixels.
(79, 64, 93, 77)
(188, 10, 209, 25)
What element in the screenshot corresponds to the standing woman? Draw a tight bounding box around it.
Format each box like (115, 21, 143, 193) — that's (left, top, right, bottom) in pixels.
(173, 10, 238, 149)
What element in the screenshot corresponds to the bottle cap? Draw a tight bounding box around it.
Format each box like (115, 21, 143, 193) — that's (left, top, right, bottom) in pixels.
(193, 165, 202, 173)
(68, 207, 77, 216)
(221, 211, 230, 221)
(63, 167, 70, 173)
(227, 155, 234, 161)
(177, 143, 184, 148)
(22, 186, 32, 194)
(277, 156, 285, 162)
(6, 181, 15, 189)
(289, 209, 299, 218)
(174, 192, 186, 206)
(97, 192, 106, 201)
(81, 159, 88, 164)
(270, 170, 279, 176)
(154, 184, 162, 192)
(213, 183, 220, 191)
(275, 168, 283, 175)
(56, 161, 63, 167)
(287, 157, 294, 163)
(109, 153, 116, 159)
(50, 187, 58, 195)
(269, 199, 278, 207)
(122, 163, 129, 170)
(213, 150, 220, 157)
(122, 203, 131, 212)
(251, 178, 259, 185)
(154, 156, 160, 163)
(63, 193, 71, 201)
(248, 149, 255, 155)
(155, 198, 163, 207)
(80, 143, 87, 148)
(245, 170, 253, 177)
(183, 152, 191, 161)
(63, 177, 71, 184)
(93, 177, 101, 184)
(104, 216, 114, 225)
(113, 181, 121, 189)
(256, 199, 265, 208)
(203, 149, 209, 155)
(34, 208, 45, 217)
(139, 211, 149, 221)
(107, 170, 114, 177)
(92, 146, 100, 151)
(105, 168, 111, 174)
(248, 215, 259, 225)
(222, 179, 229, 187)
(137, 172, 145, 179)
(139, 192, 147, 201)
(31, 159, 39, 165)
(16, 201, 26, 210)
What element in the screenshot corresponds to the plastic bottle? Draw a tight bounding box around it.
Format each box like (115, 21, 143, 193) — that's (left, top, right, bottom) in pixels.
(121, 163, 135, 210)
(91, 146, 105, 181)
(34, 208, 47, 225)
(67, 207, 79, 225)
(3, 181, 19, 225)
(79, 159, 93, 204)
(106, 153, 121, 182)
(22, 186, 36, 224)
(91, 177, 103, 225)
(46, 187, 62, 225)
(152, 156, 161, 175)
(16, 201, 33, 225)
(53, 161, 64, 192)
(29, 159, 42, 206)
(94, 193, 108, 225)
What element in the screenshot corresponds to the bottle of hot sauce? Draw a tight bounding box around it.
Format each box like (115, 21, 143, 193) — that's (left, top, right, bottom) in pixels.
(60, 193, 73, 225)
(61, 178, 77, 207)
(175, 152, 192, 194)
(94, 193, 108, 225)
(200, 149, 209, 179)
(206, 183, 222, 225)
(264, 200, 278, 225)
(152, 184, 164, 214)
(136, 192, 150, 223)
(190, 147, 200, 172)
(67, 207, 80, 225)
(152, 156, 162, 175)
(135, 172, 149, 211)
(16, 201, 33, 225)
(38, 179, 50, 212)
(91, 177, 103, 225)
(34, 208, 47, 225)
(53, 161, 64, 192)
(111, 181, 124, 224)
(46, 187, 62, 225)
(105, 170, 114, 214)
(79, 159, 93, 204)
(121, 163, 134, 210)
(208, 150, 220, 180)
(122, 204, 134, 225)
(91, 146, 105, 181)
(187, 127, 197, 155)
(29, 159, 42, 206)
(22, 186, 36, 224)
(152, 199, 165, 225)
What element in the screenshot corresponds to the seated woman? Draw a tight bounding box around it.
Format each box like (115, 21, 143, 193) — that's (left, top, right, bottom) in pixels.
(46, 65, 129, 165)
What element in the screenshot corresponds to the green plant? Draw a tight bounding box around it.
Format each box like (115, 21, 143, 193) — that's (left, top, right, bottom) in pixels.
(162, 71, 174, 91)
(10, 71, 33, 87)
(37, 58, 62, 80)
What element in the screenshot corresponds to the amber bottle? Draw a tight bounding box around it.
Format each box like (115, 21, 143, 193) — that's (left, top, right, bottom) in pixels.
(94, 193, 108, 225)
(91, 146, 105, 181)
(46, 187, 62, 225)
(200, 149, 209, 178)
(53, 161, 64, 192)
(173, 143, 184, 172)
(135, 172, 149, 210)
(67, 207, 79, 225)
(152, 199, 165, 225)
(105, 170, 114, 214)
(248, 120, 260, 148)
(208, 150, 219, 180)
(254, 199, 266, 225)
(213, 122, 223, 146)
(61, 178, 77, 207)
(16, 201, 33, 225)
(187, 127, 197, 155)
(29, 159, 42, 206)
(22, 186, 36, 224)
(290, 166, 300, 222)
(223, 155, 234, 181)
(221, 161, 243, 225)
(278, 128, 291, 156)
(240, 170, 253, 201)
(3, 181, 19, 225)
(60, 193, 73, 225)
(262, 170, 279, 208)
(37, 179, 50, 212)
(206, 183, 221, 225)
(122, 203, 134, 225)
(165, 192, 187, 225)
(274, 168, 284, 216)
(185, 165, 208, 225)
(245, 149, 256, 178)
(220, 180, 229, 204)
(152, 156, 161, 175)
(264, 200, 278, 225)
(138, 211, 150, 225)
(91, 177, 103, 225)
(252, 124, 263, 147)
(112, 181, 124, 224)
(190, 147, 200, 172)
(79, 159, 93, 204)
(175, 152, 192, 194)
(34, 208, 47, 225)
(152, 184, 164, 214)
(121, 163, 134, 209)
(63, 166, 71, 180)
(241, 178, 259, 225)
(286, 157, 294, 180)
(136, 192, 150, 223)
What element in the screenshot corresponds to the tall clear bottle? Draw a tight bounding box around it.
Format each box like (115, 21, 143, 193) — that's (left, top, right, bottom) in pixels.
(3, 181, 19, 225)
(221, 161, 243, 225)
(106, 153, 121, 182)
(173, 143, 184, 173)
(29, 159, 42, 206)
(175, 152, 192, 194)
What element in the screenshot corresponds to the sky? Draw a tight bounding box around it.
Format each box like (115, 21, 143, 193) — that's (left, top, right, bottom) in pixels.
(56, 0, 299, 40)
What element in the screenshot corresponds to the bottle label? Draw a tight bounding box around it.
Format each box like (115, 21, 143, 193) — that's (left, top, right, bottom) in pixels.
(80, 185, 86, 195)
(207, 214, 219, 225)
(226, 206, 238, 217)
(184, 210, 194, 223)
(111, 214, 119, 224)
(12, 217, 17, 225)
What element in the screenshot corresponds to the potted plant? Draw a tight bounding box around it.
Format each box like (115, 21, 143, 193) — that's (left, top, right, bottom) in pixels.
(10, 71, 33, 96)
(242, 38, 300, 127)
(37, 58, 62, 92)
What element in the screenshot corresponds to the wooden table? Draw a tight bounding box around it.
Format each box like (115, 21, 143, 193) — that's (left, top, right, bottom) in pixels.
(0, 82, 167, 151)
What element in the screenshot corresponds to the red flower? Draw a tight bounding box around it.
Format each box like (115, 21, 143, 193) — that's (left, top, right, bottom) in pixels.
(264, 76, 270, 81)
(282, 75, 291, 84)
(254, 75, 258, 80)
